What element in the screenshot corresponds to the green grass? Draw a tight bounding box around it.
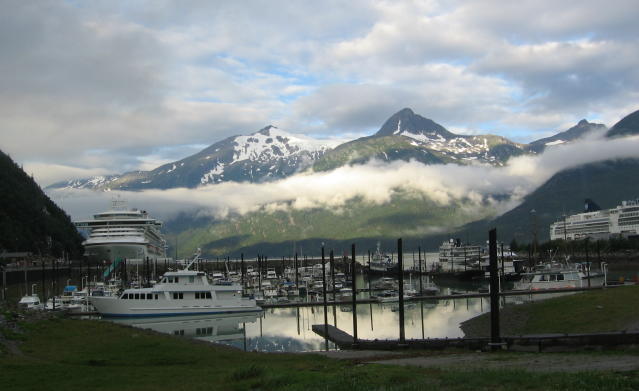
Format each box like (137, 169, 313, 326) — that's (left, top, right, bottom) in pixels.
(1, 314, 638, 390)
(462, 285, 639, 337)
(519, 285, 639, 334)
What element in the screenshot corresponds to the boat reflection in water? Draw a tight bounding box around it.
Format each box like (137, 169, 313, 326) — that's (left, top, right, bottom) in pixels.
(110, 312, 261, 349)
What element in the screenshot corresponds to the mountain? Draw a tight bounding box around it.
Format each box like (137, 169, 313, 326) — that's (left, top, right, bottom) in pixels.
(0, 150, 84, 257)
(375, 108, 456, 139)
(51, 108, 606, 191)
(606, 109, 639, 138)
(50, 126, 342, 190)
(313, 108, 526, 172)
(527, 119, 607, 153)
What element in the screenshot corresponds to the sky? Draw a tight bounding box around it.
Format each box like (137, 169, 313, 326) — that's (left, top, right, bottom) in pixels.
(1, 0, 639, 186)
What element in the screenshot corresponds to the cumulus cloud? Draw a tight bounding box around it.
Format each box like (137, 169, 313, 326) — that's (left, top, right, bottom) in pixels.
(3, 0, 639, 186)
(50, 134, 639, 226)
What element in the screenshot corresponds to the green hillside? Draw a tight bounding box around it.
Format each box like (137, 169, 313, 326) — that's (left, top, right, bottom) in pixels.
(0, 150, 84, 257)
(165, 192, 498, 257)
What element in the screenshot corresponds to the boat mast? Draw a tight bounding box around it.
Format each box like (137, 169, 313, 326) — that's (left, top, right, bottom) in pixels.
(184, 248, 202, 271)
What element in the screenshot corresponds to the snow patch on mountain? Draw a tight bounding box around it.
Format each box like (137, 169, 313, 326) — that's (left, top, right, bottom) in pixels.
(201, 162, 225, 184)
(231, 126, 343, 164)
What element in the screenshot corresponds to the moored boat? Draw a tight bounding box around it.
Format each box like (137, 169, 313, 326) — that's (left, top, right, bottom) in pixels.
(513, 262, 606, 291)
(90, 251, 261, 317)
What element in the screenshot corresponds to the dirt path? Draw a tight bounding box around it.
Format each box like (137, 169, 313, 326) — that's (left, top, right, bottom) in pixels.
(369, 352, 639, 373)
(312, 349, 639, 373)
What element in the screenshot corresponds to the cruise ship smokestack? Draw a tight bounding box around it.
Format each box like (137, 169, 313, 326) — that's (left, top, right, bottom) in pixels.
(584, 199, 601, 213)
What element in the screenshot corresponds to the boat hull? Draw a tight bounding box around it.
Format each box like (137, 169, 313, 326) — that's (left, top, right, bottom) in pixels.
(90, 296, 261, 318)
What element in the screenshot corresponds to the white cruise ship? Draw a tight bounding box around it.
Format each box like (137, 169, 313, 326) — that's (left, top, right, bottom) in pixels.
(75, 200, 167, 263)
(550, 199, 639, 240)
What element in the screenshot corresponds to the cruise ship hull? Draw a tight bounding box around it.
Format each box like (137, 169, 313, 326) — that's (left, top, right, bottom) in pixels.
(84, 243, 149, 263)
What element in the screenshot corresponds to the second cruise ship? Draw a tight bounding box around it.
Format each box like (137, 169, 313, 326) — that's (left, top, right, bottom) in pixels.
(75, 199, 167, 263)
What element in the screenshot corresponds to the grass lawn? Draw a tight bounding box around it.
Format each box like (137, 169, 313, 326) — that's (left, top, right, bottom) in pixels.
(0, 298, 638, 390)
(462, 285, 639, 337)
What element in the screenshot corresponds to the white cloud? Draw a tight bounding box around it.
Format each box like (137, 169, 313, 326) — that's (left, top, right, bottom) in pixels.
(50, 134, 639, 228)
(2, 0, 639, 186)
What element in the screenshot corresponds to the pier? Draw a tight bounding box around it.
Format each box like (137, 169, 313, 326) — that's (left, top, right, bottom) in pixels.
(312, 324, 639, 352)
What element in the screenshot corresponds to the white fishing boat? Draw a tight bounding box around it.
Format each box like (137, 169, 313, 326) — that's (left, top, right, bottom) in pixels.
(90, 251, 261, 317)
(18, 285, 43, 310)
(368, 242, 398, 274)
(514, 261, 606, 291)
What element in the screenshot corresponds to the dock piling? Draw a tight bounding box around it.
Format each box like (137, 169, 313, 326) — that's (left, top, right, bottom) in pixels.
(489, 228, 501, 349)
(351, 243, 358, 346)
(322, 245, 328, 351)
(398, 238, 405, 345)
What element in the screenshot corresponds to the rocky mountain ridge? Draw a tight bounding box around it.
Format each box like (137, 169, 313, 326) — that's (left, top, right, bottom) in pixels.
(49, 108, 609, 191)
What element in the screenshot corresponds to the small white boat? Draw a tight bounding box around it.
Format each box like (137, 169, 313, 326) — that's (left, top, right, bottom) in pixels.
(338, 287, 353, 299)
(376, 290, 399, 303)
(265, 268, 278, 280)
(372, 277, 397, 290)
(18, 285, 43, 310)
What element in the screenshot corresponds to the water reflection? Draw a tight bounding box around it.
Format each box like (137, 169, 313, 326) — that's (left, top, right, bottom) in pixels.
(109, 295, 487, 353)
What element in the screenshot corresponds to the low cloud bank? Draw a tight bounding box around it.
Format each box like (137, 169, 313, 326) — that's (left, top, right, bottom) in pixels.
(49, 134, 639, 223)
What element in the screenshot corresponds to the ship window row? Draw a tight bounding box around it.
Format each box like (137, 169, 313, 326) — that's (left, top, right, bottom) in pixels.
(539, 274, 565, 281)
(121, 293, 159, 300)
(196, 327, 214, 336)
(172, 292, 184, 300)
(619, 220, 639, 227)
(619, 218, 639, 223)
(195, 292, 212, 299)
(161, 277, 180, 283)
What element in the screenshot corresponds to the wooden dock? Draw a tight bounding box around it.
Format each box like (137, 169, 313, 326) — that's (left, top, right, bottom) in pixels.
(311, 324, 639, 352)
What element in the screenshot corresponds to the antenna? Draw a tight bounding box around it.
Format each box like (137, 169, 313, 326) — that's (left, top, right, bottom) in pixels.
(184, 248, 201, 270)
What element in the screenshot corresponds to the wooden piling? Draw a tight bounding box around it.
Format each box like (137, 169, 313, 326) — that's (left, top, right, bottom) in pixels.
(41, 259, 45, 303)
(2, 266, 6, 301)
(294, 252, 299, 288)
(331, 250, 337, 327)
(489, 228, 500, 349)
(322, 245, 328, 351)
(240, 253, 245, 287)
(398, 238, 405, 345)
(351, 243, 358, 346)
(418, 246, 423, 292)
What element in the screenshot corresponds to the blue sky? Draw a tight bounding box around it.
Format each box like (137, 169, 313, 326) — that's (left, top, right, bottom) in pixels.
(1, 0, 638, 185)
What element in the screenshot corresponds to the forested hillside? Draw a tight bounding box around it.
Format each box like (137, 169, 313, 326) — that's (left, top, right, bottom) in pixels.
(0, 150, 83, 257)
